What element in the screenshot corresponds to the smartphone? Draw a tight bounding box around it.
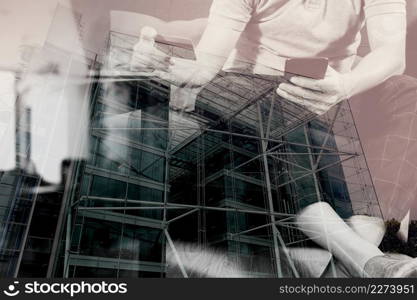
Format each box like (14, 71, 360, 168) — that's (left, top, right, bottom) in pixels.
(284, 57, 328, 80)
(155, 35, 197, 61)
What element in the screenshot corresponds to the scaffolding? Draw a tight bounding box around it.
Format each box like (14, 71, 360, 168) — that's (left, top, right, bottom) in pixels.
(48, 29, 384, 278)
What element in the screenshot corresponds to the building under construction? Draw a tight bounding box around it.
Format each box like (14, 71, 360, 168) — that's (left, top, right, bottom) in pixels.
(0, 23, 382, 278)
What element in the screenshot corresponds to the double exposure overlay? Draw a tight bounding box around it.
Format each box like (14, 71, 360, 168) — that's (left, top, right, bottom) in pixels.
(1, 0, 417, 279)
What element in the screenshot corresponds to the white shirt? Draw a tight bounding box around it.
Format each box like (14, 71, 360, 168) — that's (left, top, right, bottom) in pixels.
(198, 0, 406, 73)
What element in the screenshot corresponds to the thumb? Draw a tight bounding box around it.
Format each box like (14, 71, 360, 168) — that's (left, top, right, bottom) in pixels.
(325, 65, 338, 77)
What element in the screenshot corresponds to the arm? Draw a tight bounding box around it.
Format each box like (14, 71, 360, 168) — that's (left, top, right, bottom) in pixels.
(277, 2, 407, 115)
(344, 13, 406, 96)
(143, 0, 255, 89)
(156, 23, 242, 88)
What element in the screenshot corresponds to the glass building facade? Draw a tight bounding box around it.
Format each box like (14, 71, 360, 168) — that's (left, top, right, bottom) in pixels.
(0, 29, 382, 278)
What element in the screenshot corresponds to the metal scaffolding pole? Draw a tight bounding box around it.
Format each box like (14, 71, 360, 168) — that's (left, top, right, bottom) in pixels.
(256, 102, 283, 277)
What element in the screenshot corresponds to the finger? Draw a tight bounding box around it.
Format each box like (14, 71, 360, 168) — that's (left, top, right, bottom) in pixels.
(321, 95, 343, 106)
(153, 60, 172, 71)
(289, 76, 324, 92)
(278, 83, 323, 101)
(150, 49, 173, 67)
(169, 103, 180, 111)
(151, 52, 172, 66)
(131, 51, 172, 71)
(276, 88, 329, 114)
(325, 65, 338, 76)
(153, 51, 173, 63)
(276, 86, 325, 107)
(150, 70, 165, 79)
(169, 98, 183, 111)
(130, 55, 153, 69)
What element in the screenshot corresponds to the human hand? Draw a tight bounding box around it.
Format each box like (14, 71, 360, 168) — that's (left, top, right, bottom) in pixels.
(156, 58, 212, 112)
(154, 58, 217, 112)
(130, 27, 173, 72)
(169, 85, 203, 112)
(130, 45, 173, 72)
(276, 67, 353, 115)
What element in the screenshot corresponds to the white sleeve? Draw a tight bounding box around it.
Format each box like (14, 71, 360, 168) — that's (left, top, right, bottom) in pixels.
(207, 0, 255, 32)
(364, 0, 406, 19)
